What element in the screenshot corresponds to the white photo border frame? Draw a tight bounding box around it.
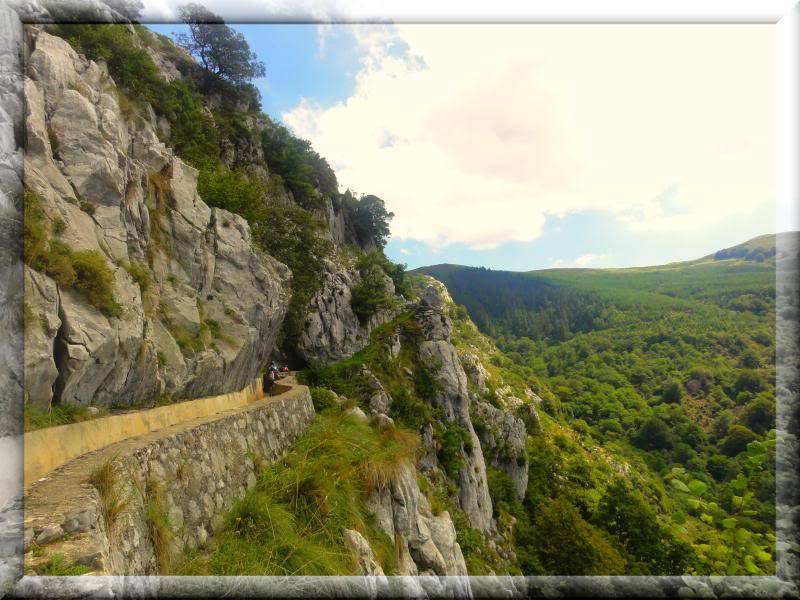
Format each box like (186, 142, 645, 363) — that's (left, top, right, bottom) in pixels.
(0, 1, 797, 597)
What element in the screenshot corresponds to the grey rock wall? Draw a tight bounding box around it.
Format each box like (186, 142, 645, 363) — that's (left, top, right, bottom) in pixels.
(471, 401, 528, 501)
(22, 28, 291, 409)
(414, 286, 494, 534)
(297, 258, 397, 364)
(366, 459, 469, 581)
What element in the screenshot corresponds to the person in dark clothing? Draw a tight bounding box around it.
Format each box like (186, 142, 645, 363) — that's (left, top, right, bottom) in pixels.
(263, 367, 276, 397)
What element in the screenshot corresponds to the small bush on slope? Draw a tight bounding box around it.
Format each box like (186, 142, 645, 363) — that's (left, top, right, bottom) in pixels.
(531, 497, 627, 575)
(176, 409, 417, 575)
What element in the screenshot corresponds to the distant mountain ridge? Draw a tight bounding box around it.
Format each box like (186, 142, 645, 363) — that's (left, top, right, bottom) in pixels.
(416, 232, 798, 278)
(413, 232, 795, 345)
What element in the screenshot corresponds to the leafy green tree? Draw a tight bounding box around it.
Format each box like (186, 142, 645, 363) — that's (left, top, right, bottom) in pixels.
(176, 3, 266, 92)
(633, 416, 674, 451)
(341, 192, 394, 249)
(734, 370, 763, 395)
(738, 348, 761, 369)
(256, 202, 333, 351)
(684, 367, 714, 395)
(740, 393, 775, 435)
(594, 479, 696, 574)
(532, 498, 626, 575)
(260, 119, 336, 209)
(707, 453, 737, 482)
(351, 268, 392, 324)
(719, 424, 758, 457)
(711, 410, 735, 442)
(662, 379, 683, 403)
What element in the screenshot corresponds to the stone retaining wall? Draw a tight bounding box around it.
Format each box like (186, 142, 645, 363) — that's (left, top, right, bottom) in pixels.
(24, 379, 284, 487)
(24, 384, 315, 575)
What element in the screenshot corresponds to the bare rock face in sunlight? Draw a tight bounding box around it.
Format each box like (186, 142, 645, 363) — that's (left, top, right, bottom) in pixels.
(296, 258, 397, 364)
(365, 460, 468, 578)
(414, 290, 494, 533)
(22, 29, 290, 409)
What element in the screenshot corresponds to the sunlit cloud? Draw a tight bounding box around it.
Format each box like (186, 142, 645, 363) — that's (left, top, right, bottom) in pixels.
(284, 24, 775, 250)
(574, 253, 606, 267)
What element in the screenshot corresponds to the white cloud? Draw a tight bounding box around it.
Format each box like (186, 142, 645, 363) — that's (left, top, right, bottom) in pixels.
(283, 24, 775, 249)
(574, 253, 606, 267)
(399, 248, 410, 255)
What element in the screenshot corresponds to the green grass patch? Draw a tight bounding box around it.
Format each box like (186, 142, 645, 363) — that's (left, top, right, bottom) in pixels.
(24, 191, 121, 317)
(124, 261, 151, 292)
(89, 455, 127, 529)
(176, 409, 418, 575)
(144, 477, 174, 573)
(24, 402, 106, 432)
(38, 553, 92, 576)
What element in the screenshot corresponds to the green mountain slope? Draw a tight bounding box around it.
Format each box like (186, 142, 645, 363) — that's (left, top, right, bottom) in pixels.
(415, 233, 796, 575)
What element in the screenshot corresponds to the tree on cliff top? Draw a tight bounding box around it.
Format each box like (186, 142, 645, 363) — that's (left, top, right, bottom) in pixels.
(340, 191, 394, 250)
(176, 3, 265, 92)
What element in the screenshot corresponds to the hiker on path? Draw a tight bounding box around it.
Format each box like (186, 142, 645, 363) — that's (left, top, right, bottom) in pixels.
(263, 367, 276, 397)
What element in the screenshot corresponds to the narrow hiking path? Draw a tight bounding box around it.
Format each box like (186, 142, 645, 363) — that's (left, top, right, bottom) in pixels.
(24, 374, 300, 488)
(23, 373, 314, 575)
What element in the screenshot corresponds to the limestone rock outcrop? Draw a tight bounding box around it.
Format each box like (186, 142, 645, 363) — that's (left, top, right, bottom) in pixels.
(296, 259, 396, 364)
(22, 29, 291, 409)
(343, 529, 385, 577)
(471, 401, 529, 501)
(414, 285, 494, 533)
(366, 460, 468, 578)
(460, 347, 490, 398)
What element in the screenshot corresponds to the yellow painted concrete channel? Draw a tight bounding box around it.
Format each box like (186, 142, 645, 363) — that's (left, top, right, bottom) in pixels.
(24, 376, 297, 487)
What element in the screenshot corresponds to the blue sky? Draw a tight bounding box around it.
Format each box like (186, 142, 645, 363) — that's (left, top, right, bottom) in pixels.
(147, 23, 779, 272)
(147, 24, 360, 117)
(386, 206, 776, 272)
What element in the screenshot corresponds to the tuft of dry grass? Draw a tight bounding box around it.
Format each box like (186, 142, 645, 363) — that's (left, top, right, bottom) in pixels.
(89, 455, 127, 529)
(144, 476, 173, 573)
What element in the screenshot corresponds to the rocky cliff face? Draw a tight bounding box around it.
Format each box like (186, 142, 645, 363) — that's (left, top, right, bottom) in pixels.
(413, 288, 494, 533)
(297, 258, 398, 364)
(15, 19, 528, 581)
(22, 29, 291, 409)
(472, 401, 528, 501)
(366, 459, 468, 578)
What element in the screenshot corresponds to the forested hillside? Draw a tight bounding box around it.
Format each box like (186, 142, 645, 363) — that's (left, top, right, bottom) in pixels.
(418, 233, 797, 575)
